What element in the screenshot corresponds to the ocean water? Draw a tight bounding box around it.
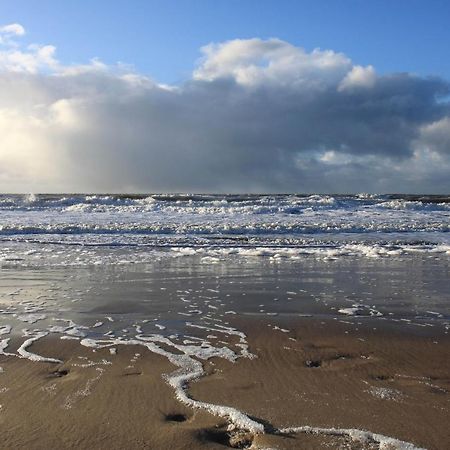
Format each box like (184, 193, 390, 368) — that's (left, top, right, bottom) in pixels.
(0, 193, 449, 326)
(0, 192, 449, 328)
(0, 193, 449, 265)
(0, 193, 448, 448)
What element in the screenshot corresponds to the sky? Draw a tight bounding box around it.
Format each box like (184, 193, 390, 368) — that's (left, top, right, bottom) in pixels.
(0, 0, 449, 193)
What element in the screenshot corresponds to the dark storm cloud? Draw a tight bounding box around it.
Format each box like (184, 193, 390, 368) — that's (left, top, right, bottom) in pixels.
(0, 35, 449, 192)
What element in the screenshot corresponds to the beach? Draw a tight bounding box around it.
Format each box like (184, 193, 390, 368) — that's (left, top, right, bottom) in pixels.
(0, 194, 449, 449)
(0, 317, 448, 449)
(2, 0, 450, 444)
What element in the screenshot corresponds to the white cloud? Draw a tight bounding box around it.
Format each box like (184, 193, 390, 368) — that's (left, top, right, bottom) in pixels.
(0, 23, 25, 36)
(59, 57, 108, 76)
(0, 23, 59, 73)
(338, 65, 376, 91)
(194, 38, 351, 89)
(0, 33, 449, 193)
(0, 44, 58, 73)
(319, 150, 354, 165)
(0, 23, 26, 47)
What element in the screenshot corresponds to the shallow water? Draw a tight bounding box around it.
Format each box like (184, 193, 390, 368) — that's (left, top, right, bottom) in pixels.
(0, 252, 448, 338)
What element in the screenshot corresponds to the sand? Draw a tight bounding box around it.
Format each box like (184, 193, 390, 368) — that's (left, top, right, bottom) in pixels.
(0, 318, 448, 450)
(192, 318, 450, 449)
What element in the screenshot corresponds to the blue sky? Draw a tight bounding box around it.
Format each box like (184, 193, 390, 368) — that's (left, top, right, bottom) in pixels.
(1, 0, 449, 83)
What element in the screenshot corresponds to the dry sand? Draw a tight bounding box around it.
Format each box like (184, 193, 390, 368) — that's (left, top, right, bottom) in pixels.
(0, 318, 448, 450)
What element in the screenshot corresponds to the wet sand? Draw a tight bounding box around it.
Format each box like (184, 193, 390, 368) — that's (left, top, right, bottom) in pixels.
(0, 318, 448, 450)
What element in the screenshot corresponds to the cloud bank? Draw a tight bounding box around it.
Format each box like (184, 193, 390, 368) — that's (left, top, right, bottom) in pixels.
(0, 26, 449, 193)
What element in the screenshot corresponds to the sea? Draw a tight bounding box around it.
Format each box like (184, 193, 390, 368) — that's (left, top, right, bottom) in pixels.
(0, 193, 449, 257)
(0, 192, 449, 317)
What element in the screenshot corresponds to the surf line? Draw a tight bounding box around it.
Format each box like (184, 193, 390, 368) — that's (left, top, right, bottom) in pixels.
(1, 332, 62, 363)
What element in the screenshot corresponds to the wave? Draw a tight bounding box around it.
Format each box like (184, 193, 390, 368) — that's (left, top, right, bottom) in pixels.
(0, 220, 448, 236)
(0, 194, 448, 257)
(1, 193, 449, 212)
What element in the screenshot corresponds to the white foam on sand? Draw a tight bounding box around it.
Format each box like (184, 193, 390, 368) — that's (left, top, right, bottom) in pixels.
(0, 325, 11, 335)
(272, 325, 290, 333)
(17, 332, 62, 363)
(0, 338, 15, 356)
(15, 313, 47, 324)
(48, 320, 88, 338)
(338, 307, 362, 316)
(80, 334, 264, 433)
(368, 386, 403, 401)
(338, 305, 383, 317)
(1, 333, 62, 363)
(63, 367, 105, 409)
(279, 426, 425, 450)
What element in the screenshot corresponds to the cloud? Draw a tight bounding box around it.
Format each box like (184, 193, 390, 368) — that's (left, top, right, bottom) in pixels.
(0, 23, 25, 48)
(418, 117, 450, 155)
(0, 44, 57, 73)
(338, 65, 376, 91)
(0, 29, 449, 193)
(0, 23, 58, 73)
(0, 23, 25, 36)
(194, 38, 352, 89)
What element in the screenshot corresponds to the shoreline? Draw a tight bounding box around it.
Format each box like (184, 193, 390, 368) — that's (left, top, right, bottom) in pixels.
(0, 317, 448, 449)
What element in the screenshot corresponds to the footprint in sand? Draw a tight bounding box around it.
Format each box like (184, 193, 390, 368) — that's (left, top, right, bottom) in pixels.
(197, 427, 254, 449)
(165, 413, 188, 422)
(303, 351, 373, 370)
